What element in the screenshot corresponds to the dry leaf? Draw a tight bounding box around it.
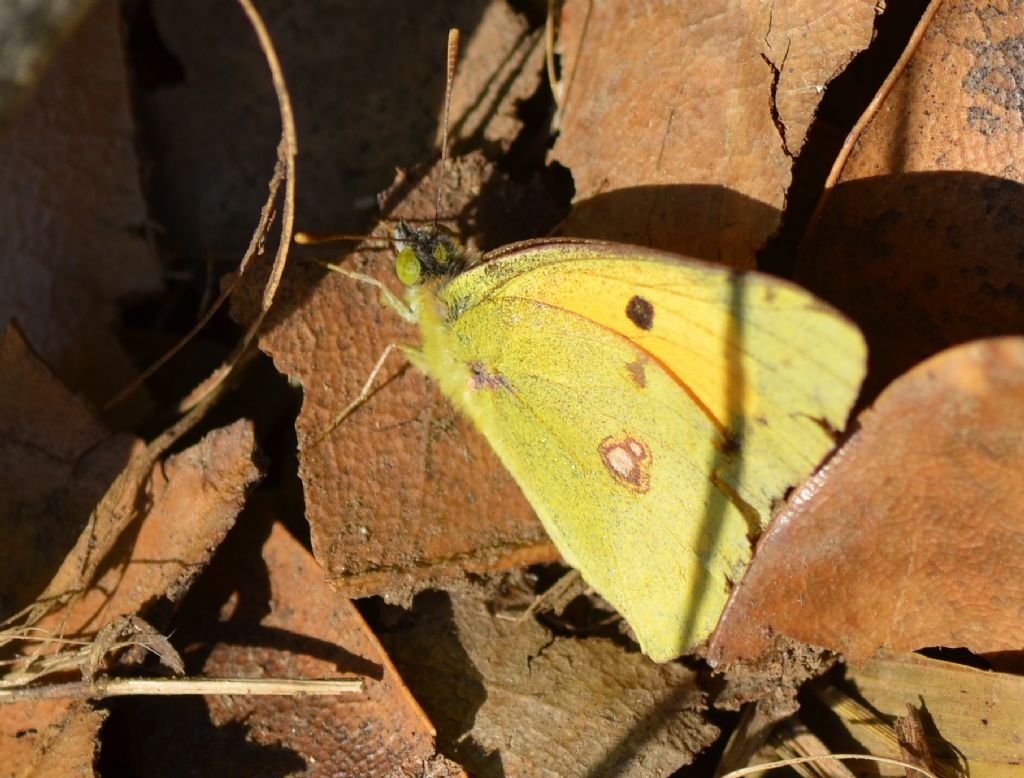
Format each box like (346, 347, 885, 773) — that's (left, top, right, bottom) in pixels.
(709, 338, 1024, 665)
(7, 702, 107, 778)
(249, 152, 562, 602)
(444, 2, 544, 152)
(103, 518, 459, 777)
(84, 614, 185, 682)
(553, 0, 878, 265)
(797, 0, 1024, 399)
(0, 323, 135, 616)
(841, 651, 1022, 777)
(31, 418, 261, 641)
(376, 585, 719, 777)
(0, 1, 160, 415)
(2, 399, 259, 769)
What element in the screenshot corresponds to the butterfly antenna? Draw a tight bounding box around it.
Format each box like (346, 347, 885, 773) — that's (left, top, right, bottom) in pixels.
(434, 28, 460, 228)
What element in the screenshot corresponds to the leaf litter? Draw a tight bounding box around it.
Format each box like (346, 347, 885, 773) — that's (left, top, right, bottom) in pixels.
(2, 0, 1024, 775)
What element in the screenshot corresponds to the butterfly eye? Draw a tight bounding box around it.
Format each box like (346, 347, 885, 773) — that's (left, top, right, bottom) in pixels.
(395, 246, 422, 286)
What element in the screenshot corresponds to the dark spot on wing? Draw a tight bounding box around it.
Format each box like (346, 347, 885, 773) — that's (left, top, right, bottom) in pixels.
(626, 295, 654, 330)
(469, 361, 514, 392)
(599, 434, 652, 493)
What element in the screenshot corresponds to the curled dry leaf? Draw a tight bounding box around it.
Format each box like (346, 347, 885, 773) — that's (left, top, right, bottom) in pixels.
(107, 519, 459, 777)
(708, 338, 1024, 666)
(84, 615, 184, 682)
(17, 418, 262, 654)
(0, 1, 160, 415)
(552, 0, 878, 265)
(797, 0, 1024, 399)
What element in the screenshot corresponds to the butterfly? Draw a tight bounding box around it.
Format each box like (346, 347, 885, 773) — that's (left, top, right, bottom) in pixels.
(323, 214, 866, 662)
(316, 29, 866, 661)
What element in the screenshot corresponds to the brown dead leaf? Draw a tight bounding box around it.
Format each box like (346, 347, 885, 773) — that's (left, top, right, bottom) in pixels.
(376, 585, 719, 777)
(0, 305, 263, 775)
(249, 152, 562, 602)
(0, 323, 135, 617)
(0, 2, 160, 416)
(35, 417, 260, 640)
(553, 0, 878, 265)
(143, 1, 540, 252)
(5, 701, 107, 778)
(102, 516, 459, 777)
(1, 334, 257, 692)
(797, 0, 1024, 399)
(1, 411, 259, 769)
(708, 338, 1024, 666)
(445, 2, 544, 153)
(842, 651, 1022, 777)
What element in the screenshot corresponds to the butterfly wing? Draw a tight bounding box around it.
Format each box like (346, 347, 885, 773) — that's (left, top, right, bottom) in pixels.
(410, 240, 866, 661)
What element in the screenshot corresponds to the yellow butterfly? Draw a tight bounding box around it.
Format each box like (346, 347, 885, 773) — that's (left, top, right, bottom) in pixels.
(327, 217, 866, 662)
(317, 29, 866, 662)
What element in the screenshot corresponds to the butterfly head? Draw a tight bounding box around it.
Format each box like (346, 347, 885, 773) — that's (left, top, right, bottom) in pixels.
(392, 220, 477, 286)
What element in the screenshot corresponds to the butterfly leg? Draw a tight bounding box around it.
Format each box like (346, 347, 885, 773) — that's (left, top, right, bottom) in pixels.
(322, 262, 415, 323)
(308, 342, 403, 448)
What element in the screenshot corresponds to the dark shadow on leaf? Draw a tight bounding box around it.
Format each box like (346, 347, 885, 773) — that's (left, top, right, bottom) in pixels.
(369, 590, 500, 776)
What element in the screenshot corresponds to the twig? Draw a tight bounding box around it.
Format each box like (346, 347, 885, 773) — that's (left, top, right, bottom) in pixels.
(0, 676, 363, 704)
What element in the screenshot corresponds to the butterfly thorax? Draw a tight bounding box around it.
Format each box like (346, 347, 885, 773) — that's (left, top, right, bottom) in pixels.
(392, 220, 480, 283)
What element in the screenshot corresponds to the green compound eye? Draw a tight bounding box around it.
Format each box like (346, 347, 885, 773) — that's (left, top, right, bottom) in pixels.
(395, 246, 422, 286)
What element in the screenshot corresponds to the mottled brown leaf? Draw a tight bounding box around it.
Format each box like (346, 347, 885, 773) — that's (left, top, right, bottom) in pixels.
(378, 586, 719, 777)
(251, 152, 561, 603)
(34, 418, 261, 639)
(4, 702, 107, 778)
(553, 0, 878, 265)
(798, 0, 1024, 399)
